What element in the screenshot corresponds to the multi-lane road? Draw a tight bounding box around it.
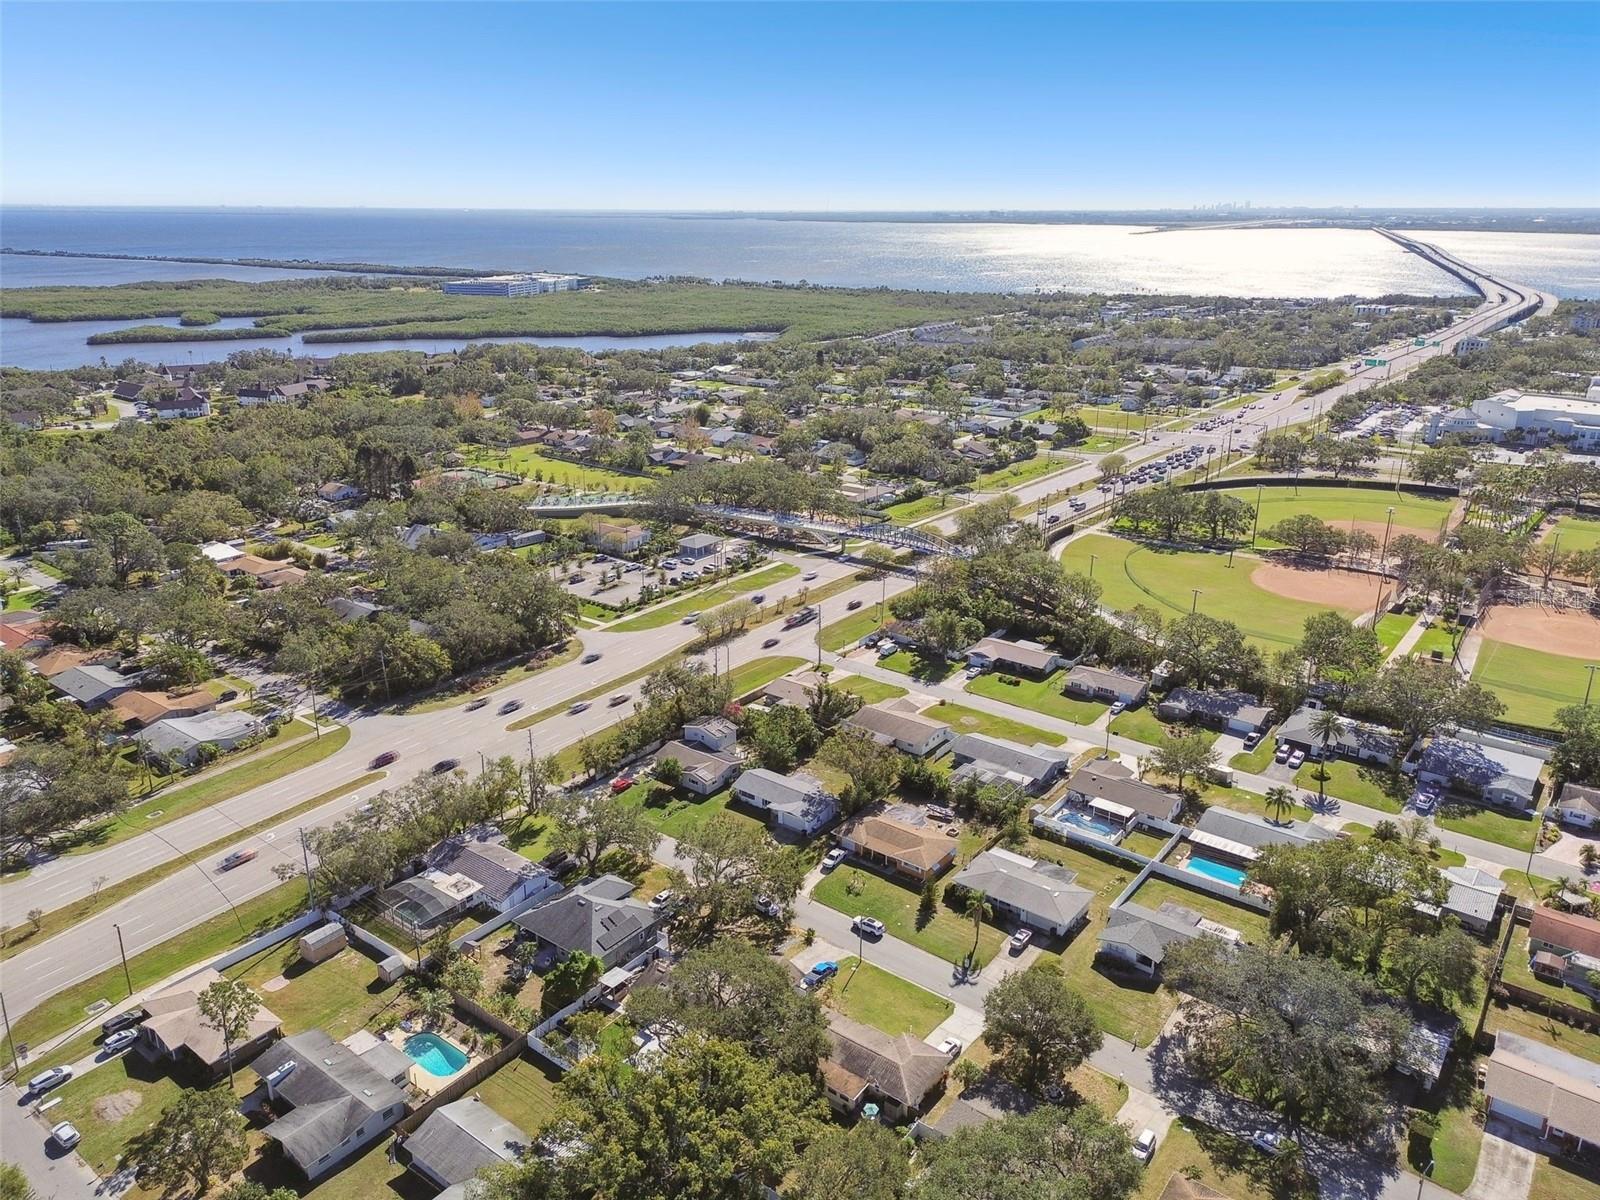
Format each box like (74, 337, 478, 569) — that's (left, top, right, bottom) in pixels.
(0, 235, 1553, 1028)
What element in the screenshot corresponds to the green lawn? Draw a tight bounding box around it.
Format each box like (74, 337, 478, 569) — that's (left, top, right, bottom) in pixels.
(1485, 999, 1600, 1066)
(1472, 636, 1596, 729)
(8, 878, 309, 1056)
(1206, 789, 1316, 826)
(1546, 516, 1600, 556)
(879, 648, 959, 683)
(4, 586, 42, 611)
(1294, 757, 1405, 813)
(474, 1054, 566, 1134)
(812, 866, 1006, 966)
(1502, 927, 1597, 1010)
(1531, 1154, 1600, 1200)
(883, 493, 965, 525)
(1134, 1117, 1301, 1200)
(965, 670, 1106, 724)
(1212, 485, 1455, 547)
(613, 779, 765, 840)
(1108, 706, 1171, 744)
(820, 606, 888, 651)
(1127, 876, 1273, 944)
(1058, 534, 1371, 652)
(725, 655, 809, 698)
(47, 1048, 194, 1174)
(1410, 621, 1464, 662)
(227, 943, 404, 1039)
(1374, 611, 1417, 654)
(834, 674, 909, 703)
(304, 1136, 430, 1200)
(463, 443, 655, 493)
(824, 956, 954, 1037)
(1403, 1059, 1485, 1195)
(1435, 801, 1540, 853)
(607, 563, 800, 631)
(1228, 736, 1280, 775)
(1122, 829, 1172, 858)
(974, 453, 1073, 491)
(926, 700, 1066, 746)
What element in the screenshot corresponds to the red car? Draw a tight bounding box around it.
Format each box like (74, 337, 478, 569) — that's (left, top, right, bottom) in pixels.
(371, 750, 399, 768)
(610, 775, 636, 794)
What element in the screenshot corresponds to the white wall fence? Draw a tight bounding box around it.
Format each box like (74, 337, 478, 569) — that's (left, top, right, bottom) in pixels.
(208, 907, 328, 973)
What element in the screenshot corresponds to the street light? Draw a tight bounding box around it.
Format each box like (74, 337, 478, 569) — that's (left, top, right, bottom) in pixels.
(1373, 506, 1397, 624)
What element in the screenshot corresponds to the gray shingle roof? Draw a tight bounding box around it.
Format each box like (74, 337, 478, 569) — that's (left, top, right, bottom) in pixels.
(1161, 687, 1271, 728)
(1194, 806, 1333, 850)
(50, 663, 136, 704)
(732, 769, 837, 823)
(844, 705, 950, 746)
(951, 850, 1090, 929)
(428, 837, 552, 907)
(513, 875, 659, 958)
(1065, 763, 1181, 820)
(1100, 900, 1242, 965)
(252, 1031, 407, 1170)
(949, 734, 1070, 783)
(405, 1097, 526, 1186)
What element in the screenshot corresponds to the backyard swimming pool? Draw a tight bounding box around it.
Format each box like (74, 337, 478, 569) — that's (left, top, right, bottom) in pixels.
(403, 1032, 469, 1077)
(1048, 807, 1124, 841)
(1184, 857, 1248, 888)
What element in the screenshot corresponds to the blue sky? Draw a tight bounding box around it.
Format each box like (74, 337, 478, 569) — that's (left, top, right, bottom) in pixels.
(2, 2, 1594, 209)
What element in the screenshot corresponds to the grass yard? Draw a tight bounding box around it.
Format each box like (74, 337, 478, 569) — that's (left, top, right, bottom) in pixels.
(1228, 735, 1280, 775)
(1410, 620, 1465, 662)
(927, 700, 1066, 746)
(1500, 869, 1558, 905)
(1502, 927, 1599, 1011)
(46, 1049, 192, 1175)
(1058, 534, 1364, 652)
(612, 779, 766, 840)
(823, 956, 954, 1037)
(8, 878, 309, 1055)
(725, 655, 810, 699)
(965, 670, 1106, 724)
(462, 443, 654, 493)
(1472, 637, 1594, 729)
(883, 493, 965, 525)
(5, 586, 44, 611)
(1207, 788, 1316, 826)
(1531, 1154, 1600, 1200)
(1121, 829, 1173, 858)
(878, 648, 960, 683)
(834, 674, 908, 703)
(1374, 610, 1418, 654)
(473, 1054, 566, 1135)
(303, 1136, 430, 1200)
(1294, 757, 1406, 813)
(1108, 706, 1171, 744)
(1127, 876, 1273, 944)
(1135, 1117, 1305, 1200)
(607, 563, 799, 631)
(1435, 801, 1540, 853)
(227, 943, 403, 1039)
(1213, 484, 1455, 547)
(1484, 999, 1600, 1066)
(1546, 515, 1600, 556)
(820, 605, 889, 651)
(812, 866, 1006, 966)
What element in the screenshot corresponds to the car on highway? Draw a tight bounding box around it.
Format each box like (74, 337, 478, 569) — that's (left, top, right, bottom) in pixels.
(682, 612, 702, 624)
(1132, 1129, 1157, 1164)
(762, 637, 780, 648)
(582, 652, 602, 664)
(751, 594, 766, 604)
(433, 758, 461, 773)
(821, 848, 847, 871)
(371, 750, 399, 768)
(1046, 514, 1062, 525)
(846, 599, 862, 610)
(609, 693, 631, 707)
(499, 699, 523, 714)
(102, 1029, 139, 1055)
(803, 571, 818, 581)
(102, 1010, 144, 1036)
(465, 698, 489, 711)
(853, 915, 886, 938)
(610, 775, 636, 793)
(569, 700, 591, 714)
(1287, 750, 1306, 769)
(26, 1066, 72, 1096)
(50, 1121, 81, 1151)
(218, 848, 258, 871)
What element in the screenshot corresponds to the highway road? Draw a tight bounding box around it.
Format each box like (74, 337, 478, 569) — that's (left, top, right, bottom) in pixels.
(0, 235, 1552, 1026)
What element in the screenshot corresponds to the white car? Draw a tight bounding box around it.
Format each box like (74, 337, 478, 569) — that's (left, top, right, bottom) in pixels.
(1287, 750, 1306, 769)
(1132, 1129, 1157, 1163)
(821, 848, 847, 871)
(1009, 929, 1033, 953)
(1250, 1130, 1294, 1155)
(26, 1065, 72, 1095)
(50, 1122, 81, 1151)
(937, 1037, 963, 1058)
(853, 915, 886, 938)
(803, 571, 818, 581)
(648, 890, 674, 911)
(102, 1029, 139, 1054)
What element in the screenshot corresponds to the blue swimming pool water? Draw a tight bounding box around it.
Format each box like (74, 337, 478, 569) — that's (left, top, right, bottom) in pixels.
(1185, 857, 1248, 887)
(1052, 808, 1123, 840)
(402, 1032, 469, 1077)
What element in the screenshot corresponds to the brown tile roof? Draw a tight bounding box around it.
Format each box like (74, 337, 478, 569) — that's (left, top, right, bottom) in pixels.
(1530, 907, 1600, 960)
(825, 1013, 948, 1109)
(840, 811, 954, 873)
(111, 688, 217, 728)
(28, 645, 107, 677)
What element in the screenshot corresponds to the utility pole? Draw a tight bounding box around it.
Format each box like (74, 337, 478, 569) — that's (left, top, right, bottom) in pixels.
(300, 828, 315, 908)
(1, 992, 18, 1076)
(1251, 483, 1264, 547)
(113, 922, 133, 997)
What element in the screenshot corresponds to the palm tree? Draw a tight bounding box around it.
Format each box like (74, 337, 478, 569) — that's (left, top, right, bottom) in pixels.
(1307, 710, 1344, 803)
(1581, 844, 1599, 876)
(1265, 786, 1295, 825)
(967, 889, 993, 964)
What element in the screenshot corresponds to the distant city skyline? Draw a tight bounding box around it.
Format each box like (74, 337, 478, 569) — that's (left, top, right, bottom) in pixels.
(2, 1, 1594, 210)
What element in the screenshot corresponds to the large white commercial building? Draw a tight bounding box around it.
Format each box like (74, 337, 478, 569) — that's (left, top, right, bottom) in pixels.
(441, 272, 587, 297)
(1425, 376, 1600, 450)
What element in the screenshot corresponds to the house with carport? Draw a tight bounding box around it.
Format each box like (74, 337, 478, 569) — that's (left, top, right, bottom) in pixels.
(1528, 907, 1600, 997)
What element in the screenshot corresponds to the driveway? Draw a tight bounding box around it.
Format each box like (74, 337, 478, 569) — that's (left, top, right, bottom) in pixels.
(0, 1084, 100, 1200)
(1463, 1123, 1538, 1200)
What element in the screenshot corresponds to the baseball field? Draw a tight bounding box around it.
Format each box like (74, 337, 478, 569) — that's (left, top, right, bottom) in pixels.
(1471, 604, 1600, 728)
(1213, 484, 1457, 548)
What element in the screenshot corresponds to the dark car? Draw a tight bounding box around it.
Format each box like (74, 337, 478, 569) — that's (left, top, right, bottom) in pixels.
(371, 750, 399, 768)
(762, 637, 780, 649)
(433, 758, 461, 773)
(846, 599, 863, 610)
(499, 699, 524, 715)
(465, 698, 489, 711)
(101, 1009, 145, 1037)
(582, 652, 602, 664)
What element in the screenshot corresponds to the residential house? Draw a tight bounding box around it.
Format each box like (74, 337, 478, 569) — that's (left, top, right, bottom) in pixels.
(27, 645, 109, 678)
(237, 380, 326, 407)
(1097, 900, 1244, 978)
(948, 734, 1071, 795)
(1410, 736, 1542, 812)
(402, 1097, 528, 1193)
(200, 540, 245, 565)
(111, 380, 147, 404)
(585, 521, 650, 554)
(677, 532, 723, 561)
(836, 807, 958, 882)
(1425, 866, 1505, 935)
(425, 832, 563, 914)
(1275, 706, 1399, 765)
(681, 716, 738, 753)
(1553, 783, 1600, 830)
(1062, 665, 1150, 707)
(1060, 762, 1183, 824)
(1192, 806, 1333, 853)
(1157, 688, 1272, 736)
(964, 637, 1066, 679)
(1396, 1009, 1460, 1093)
(137, 710, 261, 766)
(842, 703, 953, 758)
(1485, 1032, 1600, 1152)
(149, 387, 211, 419)
(316, 481, 363, 504)
(512, 875, 663, 969)
(137, 969, 282, 1079)
(760, 676, 819, 709)
(50, 663, 138, 708)
(110, 688, 218, 730)
(378, 870, 488, 938)
(656, 739, 742, 795)
(0, 615, 52, 655)
(252, 1030, 411, 1181)
(731, 768, 838, 836)
(949, 848, 1091, 937)
(1528, 908, 1600, 997)
(821, 1013, 949, 1122)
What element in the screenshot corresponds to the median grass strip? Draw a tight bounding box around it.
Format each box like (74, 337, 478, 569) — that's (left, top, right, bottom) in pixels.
(5, 878, 310, 1056)
(822, 956, 953, 1037)
(607, 563, 799, 631)
(1, 772, 383, 960)
(726, 655, 809, 698)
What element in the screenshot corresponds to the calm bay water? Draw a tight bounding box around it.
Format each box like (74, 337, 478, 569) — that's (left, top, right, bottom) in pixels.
(2, 207, 1595, 369)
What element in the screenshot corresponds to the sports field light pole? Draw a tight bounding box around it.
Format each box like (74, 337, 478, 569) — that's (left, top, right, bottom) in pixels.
(1373, 506, 1397, 624)
(1585, 664, 1600, 708)
(1088, 554, 1098, 581)
(1251, 483, 1264, 548)
(1191, 589, 1202, 614)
